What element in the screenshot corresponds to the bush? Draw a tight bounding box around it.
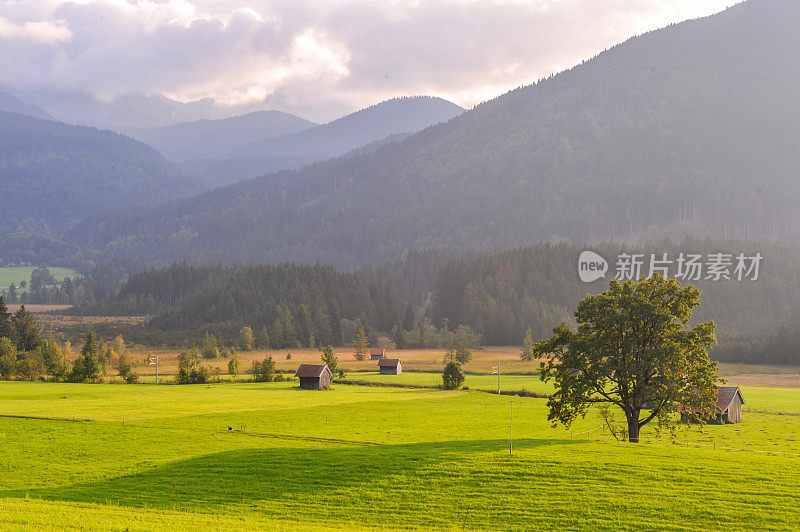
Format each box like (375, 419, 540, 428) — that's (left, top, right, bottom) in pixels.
(251, 356, 276, 382)
(200, 333, 220, 359)
(228, 354, 240, 378)
(442, 361, 465, 390)
(176, 348, 209, 384)
(115, 352, 139, 384)
(0, 337, 18, 380)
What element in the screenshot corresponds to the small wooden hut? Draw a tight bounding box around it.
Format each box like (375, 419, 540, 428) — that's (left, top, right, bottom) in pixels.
(378, 358, 402, 375)
(681, 386, 745, 423)
(370, 349, 386, 360)
(294, 364, 333, 390)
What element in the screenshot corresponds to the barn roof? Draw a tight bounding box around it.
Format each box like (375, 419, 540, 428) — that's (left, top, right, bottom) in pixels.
(369, 349, 385, 355)
(680, 386, 744, 414)
(717, 386, 745, 412)
(294, 364, 331, 378)
(378, 358, 401, 367)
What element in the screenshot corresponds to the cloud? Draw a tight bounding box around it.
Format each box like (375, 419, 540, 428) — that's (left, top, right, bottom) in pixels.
(0, 0, 737, 121)
(0, 17, 71, 43)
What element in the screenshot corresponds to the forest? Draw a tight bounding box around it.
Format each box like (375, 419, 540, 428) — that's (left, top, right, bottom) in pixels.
(39, 238, 798, 365)
(0, 111, 198, 250)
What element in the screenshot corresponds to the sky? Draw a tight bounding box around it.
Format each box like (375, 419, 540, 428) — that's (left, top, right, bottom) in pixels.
(0, 0, 739, 122)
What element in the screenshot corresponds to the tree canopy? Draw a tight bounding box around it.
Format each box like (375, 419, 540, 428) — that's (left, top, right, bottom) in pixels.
(536, 275, 719, 443)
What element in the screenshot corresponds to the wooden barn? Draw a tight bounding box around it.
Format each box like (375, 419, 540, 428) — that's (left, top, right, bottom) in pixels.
(378, 358, 402, 375)
(370, 349, 386, 360)
(681, 386, 745, 423)
(293, 364, 333, 390)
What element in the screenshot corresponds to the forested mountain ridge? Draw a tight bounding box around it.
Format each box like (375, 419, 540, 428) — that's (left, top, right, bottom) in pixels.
(179, 96, 464, 187)
(126, 110, 317, 163)
(0, 111, 199, 240)
(70, 0, 800, 268)
(0, 92, 52, 120)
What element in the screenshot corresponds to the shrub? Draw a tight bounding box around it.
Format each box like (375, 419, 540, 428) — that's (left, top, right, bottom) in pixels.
(115, 352, 139, 384)
(201, 333, 220, 359)
(0, 337, 18, 380)
(177, 348, 209, 384)
(228, 354, 240, 379)
(251, 356, 276, 382)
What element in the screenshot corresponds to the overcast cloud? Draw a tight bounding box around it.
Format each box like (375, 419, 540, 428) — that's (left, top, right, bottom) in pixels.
(0, 0, 738, 121)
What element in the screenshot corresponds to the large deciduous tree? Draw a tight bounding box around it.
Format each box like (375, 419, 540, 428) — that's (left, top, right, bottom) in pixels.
(535, 275, 719, 443)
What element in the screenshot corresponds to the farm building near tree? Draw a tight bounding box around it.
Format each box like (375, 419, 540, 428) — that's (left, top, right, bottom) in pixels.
(370, 349, 386, 360)
(294, 364, 333, 390)
(378, 358, 402, 375)
(681, 386, 745, 423)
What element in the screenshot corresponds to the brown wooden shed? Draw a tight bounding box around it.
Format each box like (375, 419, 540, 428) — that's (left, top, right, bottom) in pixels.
(681, 386, 745, 423)
(370, 349, 386, 360)
(294, 364, 333, 390)
(378, 358, 402, 375)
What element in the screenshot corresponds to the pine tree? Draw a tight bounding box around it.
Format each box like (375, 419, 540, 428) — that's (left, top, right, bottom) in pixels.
(353, 324, 368, 361)
(520, 328, 535, 361)
(11, 306, 41, 352)
(69, 328, 102, 383)
(257, 326, 270, 349)
(0, 296, 13, 341)
(321, 345, 340, 375)
(329, 301, 342, 346)
(297, 305, 313, 347)
(402, 302, 416, 331)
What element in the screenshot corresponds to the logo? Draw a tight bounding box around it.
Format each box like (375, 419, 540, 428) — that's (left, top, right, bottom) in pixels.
(578, 250, 608, 283)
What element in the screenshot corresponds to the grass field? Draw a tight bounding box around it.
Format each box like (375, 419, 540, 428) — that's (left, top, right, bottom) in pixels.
(0, 380, 798, 530)
(0, 266, 78, 294)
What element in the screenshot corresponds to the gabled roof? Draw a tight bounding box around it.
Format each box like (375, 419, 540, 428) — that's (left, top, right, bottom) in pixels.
(680, 386, 744, 414)
(378, 358, 401, 367)
(294, 364, 331, 378)
(717, 386, 745, 412)
(369, 349, 385, 355)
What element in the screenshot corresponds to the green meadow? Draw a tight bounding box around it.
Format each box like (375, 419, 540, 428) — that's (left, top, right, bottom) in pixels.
(346, 370, 554, 395)
(0, 266, 78, 293)
(0, 381, 798, 531)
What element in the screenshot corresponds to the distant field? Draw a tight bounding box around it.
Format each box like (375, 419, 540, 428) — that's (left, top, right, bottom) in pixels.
(0, 381, 797, 530)
(0, 266, 78, 294)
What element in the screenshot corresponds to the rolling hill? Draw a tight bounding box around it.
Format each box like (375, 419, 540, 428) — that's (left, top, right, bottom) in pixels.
(13, 89, 271, 130)
(126, 110, 317, 163)
(0, 111, 198, 239)
(70, 0, 800, 268)
(185, 96, 464, 187)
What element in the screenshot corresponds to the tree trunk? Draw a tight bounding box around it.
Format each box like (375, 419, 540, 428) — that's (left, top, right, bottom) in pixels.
(627, 409, 641, 443)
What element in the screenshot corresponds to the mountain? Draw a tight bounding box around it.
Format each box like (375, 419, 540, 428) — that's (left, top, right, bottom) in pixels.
(0, 111, 198, 240)
(70, 0, 800, 268)
(126, 110, 317, 162)
(0, 92, 52, 120)
(187, 96, 464, 187)
(10, 89, 270, 130)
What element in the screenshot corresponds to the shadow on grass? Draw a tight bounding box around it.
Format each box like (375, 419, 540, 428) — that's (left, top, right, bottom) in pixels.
(2, 438, 577, 512)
